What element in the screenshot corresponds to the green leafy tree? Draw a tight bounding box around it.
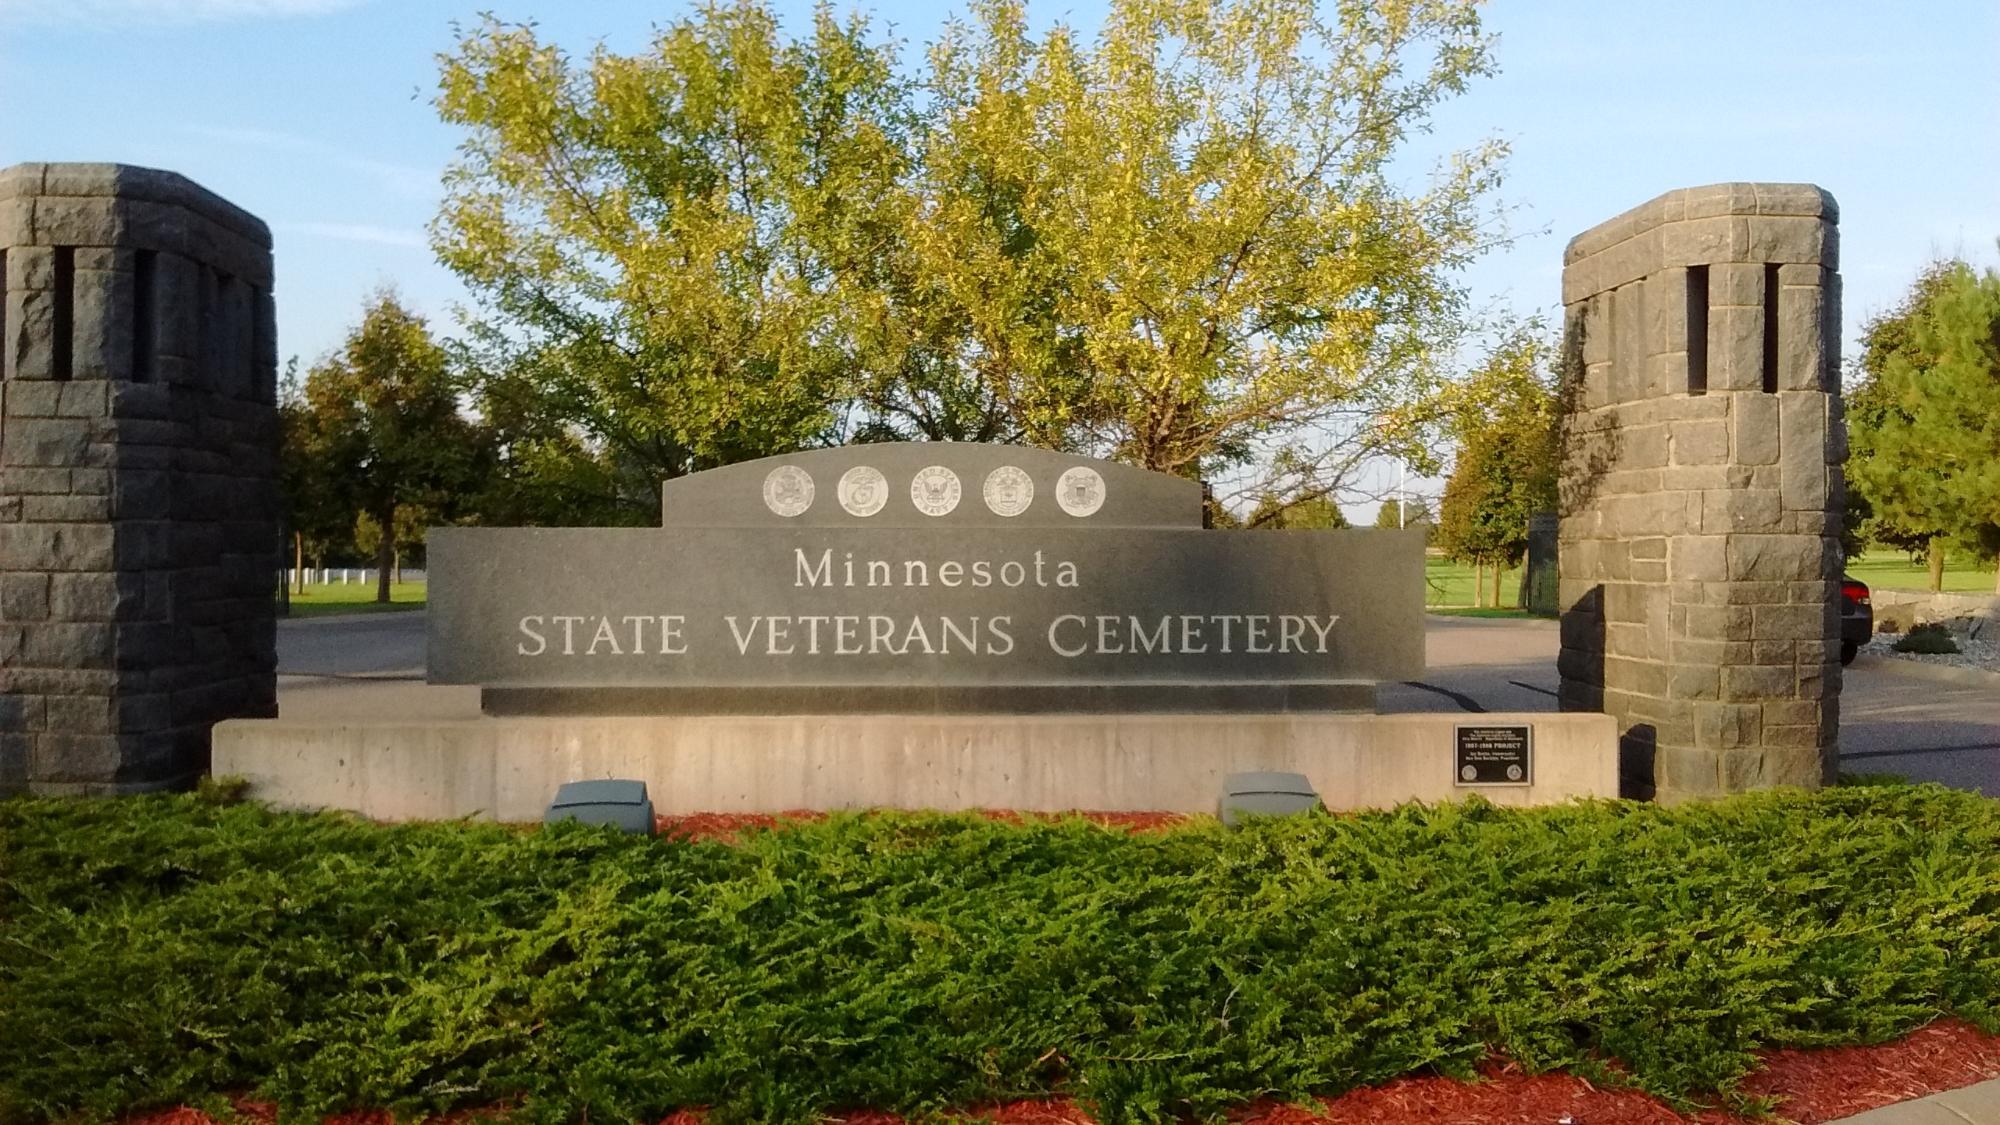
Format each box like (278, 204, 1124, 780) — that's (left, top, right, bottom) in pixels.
(434, 5, 911, 517)
(1848, 258, 2000, 592)
(354, 504, 439, 583)
(1372, 494, 1433, 529)
(1432, 328, 1559, 606)
(278, 357, 356, 593)
(433, 0, 1505, 518)
(912, 0, 1506, 502)
(1247, 493, 1349, 529)
(304, 292, 488, 603)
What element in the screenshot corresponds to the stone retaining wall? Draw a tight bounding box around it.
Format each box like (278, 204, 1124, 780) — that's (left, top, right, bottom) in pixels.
(1870, 590, 2000, 637)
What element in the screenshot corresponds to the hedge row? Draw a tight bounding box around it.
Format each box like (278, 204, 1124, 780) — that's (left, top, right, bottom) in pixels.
(3, 783, 1998, 1123)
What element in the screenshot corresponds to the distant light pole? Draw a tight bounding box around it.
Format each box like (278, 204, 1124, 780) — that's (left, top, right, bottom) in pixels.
(1397, 462, 1407, 528)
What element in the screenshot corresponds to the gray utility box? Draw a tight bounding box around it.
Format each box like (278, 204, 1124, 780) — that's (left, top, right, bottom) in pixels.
(544, 779, 656, 835)
(1219, 771, 1321, 827)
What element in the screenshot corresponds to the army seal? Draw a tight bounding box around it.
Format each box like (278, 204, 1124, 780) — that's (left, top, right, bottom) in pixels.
(761, 465, 814, 517)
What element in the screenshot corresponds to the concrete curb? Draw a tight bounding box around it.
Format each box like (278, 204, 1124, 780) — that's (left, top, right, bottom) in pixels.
(277, 609, 428, 629)
(1829, 1075, 2000, 1123)
(1851, 653, 2000, 689)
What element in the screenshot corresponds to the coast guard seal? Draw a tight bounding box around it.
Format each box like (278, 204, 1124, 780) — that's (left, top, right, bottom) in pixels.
(1055, 466, 1105, 517)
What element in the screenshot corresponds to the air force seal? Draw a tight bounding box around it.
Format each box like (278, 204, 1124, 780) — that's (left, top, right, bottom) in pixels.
(982, 465, 1034, 517)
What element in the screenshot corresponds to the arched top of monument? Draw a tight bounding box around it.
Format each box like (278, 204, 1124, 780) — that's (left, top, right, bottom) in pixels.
(660, 443, 1204, 529)
(1562, 181, 1837, 265)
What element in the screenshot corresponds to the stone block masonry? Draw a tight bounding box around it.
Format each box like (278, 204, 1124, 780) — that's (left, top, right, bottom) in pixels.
(1558, 183, 1842, 802)
(1, 163, 278, 795)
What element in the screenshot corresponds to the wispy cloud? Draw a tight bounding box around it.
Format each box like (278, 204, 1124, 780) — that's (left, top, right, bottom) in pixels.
(187, 125, 437, 199)
(283, 221, 428, 249)
(0, 0, 366, 25)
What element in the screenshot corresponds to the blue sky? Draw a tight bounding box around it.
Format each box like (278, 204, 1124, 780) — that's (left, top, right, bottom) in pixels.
(2, 0, 1996, 509)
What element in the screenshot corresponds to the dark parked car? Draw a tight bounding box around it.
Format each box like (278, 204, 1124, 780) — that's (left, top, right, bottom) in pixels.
(1841, 575, 1872, 665)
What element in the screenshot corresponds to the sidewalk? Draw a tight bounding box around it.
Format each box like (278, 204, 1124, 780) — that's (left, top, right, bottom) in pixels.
(1834, 1078, 2000, 1123)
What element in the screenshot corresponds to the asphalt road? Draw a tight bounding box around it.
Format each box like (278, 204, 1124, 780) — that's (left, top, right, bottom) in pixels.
(1384, 615, 2000, 793)
(276, 611, 477, 721)
(278, 610, 1999, 791)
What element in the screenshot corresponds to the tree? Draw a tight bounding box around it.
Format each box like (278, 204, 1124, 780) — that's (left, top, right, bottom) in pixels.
(1247, 493, 1349, 529)
(1431, 329, 1559, 606)
(354, 504, 439, 584)
(1372, 495, 1433, 529)
(434, 5, 911, 518)
(433, 0, 1506, 517)
(304, 292, 487, 603)
(278, 357, 356, 594)
(1848, 258, 2000, 592)
(911, 0, 1506, 502)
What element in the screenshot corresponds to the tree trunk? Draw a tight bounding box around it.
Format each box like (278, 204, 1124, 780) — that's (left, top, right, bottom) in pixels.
(375, 506, 396, 604)
(1474, 561, 1486, 608)
(395, 550, 403, 586)
(293, 531, 305, 594)
(1927, 537, 1945, 593)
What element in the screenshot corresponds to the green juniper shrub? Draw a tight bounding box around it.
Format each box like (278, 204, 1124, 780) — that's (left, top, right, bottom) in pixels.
(1892, 624, 1963, 655)
(4, 785, 2000, 1124)
(1837, 770, 1913, 787)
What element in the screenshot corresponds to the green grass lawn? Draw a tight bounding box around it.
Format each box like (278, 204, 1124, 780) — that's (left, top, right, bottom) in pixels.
(1847, 550, 1998, 595)
(279, 580, 428, 618)
(3, 783, 1997, 1122)
(1423, 556, 1522, 609)
(1423, 550, 1998, 610)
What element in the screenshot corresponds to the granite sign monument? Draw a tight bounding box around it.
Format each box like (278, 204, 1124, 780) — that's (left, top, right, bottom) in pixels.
(428, 443, 1426, 714)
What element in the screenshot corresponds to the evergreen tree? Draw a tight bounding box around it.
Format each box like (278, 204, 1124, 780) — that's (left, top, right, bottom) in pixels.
(1848, 258, 2000, 592)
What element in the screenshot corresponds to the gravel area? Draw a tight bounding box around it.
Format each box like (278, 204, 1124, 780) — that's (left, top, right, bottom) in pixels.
(1863, 630, 2000, 674)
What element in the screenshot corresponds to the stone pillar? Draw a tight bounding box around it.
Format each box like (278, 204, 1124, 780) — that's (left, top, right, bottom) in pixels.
(1, 163, 278, 795)
(1557, 183, 1842, 802)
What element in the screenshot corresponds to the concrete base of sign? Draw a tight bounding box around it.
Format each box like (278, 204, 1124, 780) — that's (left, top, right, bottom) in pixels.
(212, 711, 1619, 821)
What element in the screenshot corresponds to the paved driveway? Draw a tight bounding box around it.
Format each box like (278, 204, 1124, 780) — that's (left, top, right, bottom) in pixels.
(277, 609, 1998, 791)
(276, 611, 477, 721)
(1394, 614, 2000, 793)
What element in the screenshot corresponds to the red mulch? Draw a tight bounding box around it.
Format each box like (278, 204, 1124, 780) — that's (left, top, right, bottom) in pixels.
(1737, 1019, 2000, 1122)
(121, 1019, 2000, 1125)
